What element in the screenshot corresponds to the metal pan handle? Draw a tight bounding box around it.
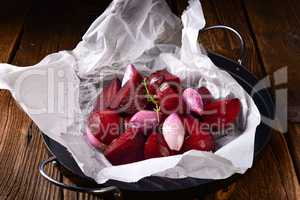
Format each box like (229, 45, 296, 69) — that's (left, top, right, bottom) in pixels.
(199, 25, 246, 65)
(39, 157, 122, 199)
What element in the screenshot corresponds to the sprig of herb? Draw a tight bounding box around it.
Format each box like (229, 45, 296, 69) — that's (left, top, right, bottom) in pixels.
(143, 78, 160, 121)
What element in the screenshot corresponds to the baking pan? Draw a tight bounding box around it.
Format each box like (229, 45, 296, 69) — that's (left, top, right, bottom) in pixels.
(39, 25, 274, 199)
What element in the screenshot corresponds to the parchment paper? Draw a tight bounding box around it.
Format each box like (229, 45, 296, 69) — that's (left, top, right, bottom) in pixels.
(0, 0, 261, 184)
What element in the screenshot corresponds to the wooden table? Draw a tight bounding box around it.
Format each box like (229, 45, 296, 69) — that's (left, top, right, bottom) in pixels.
(0, 0, 299, 199)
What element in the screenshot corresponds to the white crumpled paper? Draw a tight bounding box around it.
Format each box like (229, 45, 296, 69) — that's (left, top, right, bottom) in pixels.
(0, 0, 261, 184)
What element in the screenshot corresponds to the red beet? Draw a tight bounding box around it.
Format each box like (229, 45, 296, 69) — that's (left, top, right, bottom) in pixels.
(146, 69, 180, 94)
(202, 98, 241, 126)
(110, 80, 147, 114)
(93, 78, 121, 112)
(111, 65, 145, 114)
(181, 115, 203, 136)
(157, 82, 180, 114)
(87, 110, 121, 145)
(197, 87, 213, 106)
(144, 132, 174, 159)
(123, 115, 132, 130)
(122, 64, 144, 86)
(182, 129, 215, 152)
(86, 127, 107, 151)
(104, 129, 145, 165)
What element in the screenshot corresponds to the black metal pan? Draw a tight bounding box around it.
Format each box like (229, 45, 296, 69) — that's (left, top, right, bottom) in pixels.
(39, 25, 274, 199)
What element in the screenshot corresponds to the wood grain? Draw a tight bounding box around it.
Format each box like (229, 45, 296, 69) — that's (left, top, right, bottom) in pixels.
(243, 0, 300, 109)
(243, 0, 300, 184)
(208, 0, 266, 78)
(0, 0, 62, 199)
(0, 0, 298, 199)
(211, 0, 300, 199)
(173, 0, 300, 199)
(287, 124, 300, 179)
(0, 0, 107, 199)
(0, 0, 61, 200)
(243, 0, 300, 195)
(176, 0, 265, 78)
(0, 1, 31, 63)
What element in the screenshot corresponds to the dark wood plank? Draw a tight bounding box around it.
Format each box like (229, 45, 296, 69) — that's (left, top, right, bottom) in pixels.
(205, 0, 300, 199)
(229, 144, 296, 199)
(206, 0, 300, 199)
(0, 0, 110, 199)
(0, 1, 31, 63)
(0, 0, 63, 199)
(0, 0, 30, 156)
(217, 130, 300, 200)
(175, 0, 264, 78)
(243, 0, 300, 190)
(0, 0, 61, 200)
(243, 0, 300, 111)
(0, 122, 62, 200)
(1, 0, 297, 199)
(62, 177, 104, 200)
(0, 0, 31, 146)
(61, 177, 78, 200)
(270, 130, 300, 199)
(208, 0, 266, 78)
(175, 0, 300, 199)
(287, 124, 300, 179)
(205, 145, 297, 200)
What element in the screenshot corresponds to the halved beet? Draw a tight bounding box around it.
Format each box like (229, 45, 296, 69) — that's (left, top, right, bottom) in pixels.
(121, 64, 143, 86)
(111, 65, 146, 114)
(181, 115, 202, 136)
(144, 132, 175, 159)
(86, 127, 107, 151)
(87, 110, 121, 145)
(157, 82, 180, 114)
(202, 98, 241, 126)
(104, 129, 145, 165)
(182, 128, 215, 152)
(197, 86, 213, 106)
(146, 69, 180, 94)
(110, 80, 147, 114)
